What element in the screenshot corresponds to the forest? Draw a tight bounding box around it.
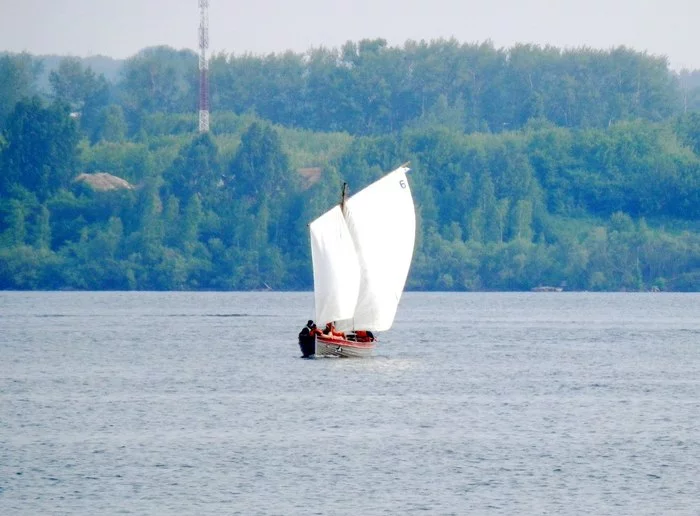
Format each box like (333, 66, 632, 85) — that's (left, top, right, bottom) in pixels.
(1, 39, 699, 291)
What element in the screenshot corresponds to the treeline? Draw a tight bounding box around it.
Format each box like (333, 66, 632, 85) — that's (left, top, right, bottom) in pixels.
(0, 42, 699, 291)
(4, 41, 700, 139)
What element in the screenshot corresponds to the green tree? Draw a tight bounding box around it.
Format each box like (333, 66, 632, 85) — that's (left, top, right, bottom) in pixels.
(5, 199, 28, 246)
(675, 112, 700, 154)
(475, 171, 501, 243)
(49, 57, 111, 142)
(98, 105, 128, 142)
(228, 122, 291, 200)
(510, 199, 534, 241)
(163, 132, 220, 203)
(180, 194, 203, 253)
(117, 46, 197, 132)
(33, 205, 51, 250)
(0, 53, 41, 123)
(1, 97, 80, 201)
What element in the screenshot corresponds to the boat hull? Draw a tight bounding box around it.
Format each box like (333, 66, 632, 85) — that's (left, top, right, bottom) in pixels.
(314, 335, 375, 358)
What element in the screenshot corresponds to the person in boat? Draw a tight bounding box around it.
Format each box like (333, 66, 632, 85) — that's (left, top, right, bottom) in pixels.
(354, 330, 375, 342)
(322, 321, 345, 339)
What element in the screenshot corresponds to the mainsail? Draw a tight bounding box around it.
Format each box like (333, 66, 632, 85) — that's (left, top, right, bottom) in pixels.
(310, 206, 361, 325)
(309, 165, 415, 333)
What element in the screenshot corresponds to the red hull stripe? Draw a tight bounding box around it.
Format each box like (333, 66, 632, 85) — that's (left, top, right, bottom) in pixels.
(316, 336, 375, 349)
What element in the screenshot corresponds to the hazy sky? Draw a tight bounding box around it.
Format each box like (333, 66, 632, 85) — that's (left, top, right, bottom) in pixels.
(0, 0, 697, 70)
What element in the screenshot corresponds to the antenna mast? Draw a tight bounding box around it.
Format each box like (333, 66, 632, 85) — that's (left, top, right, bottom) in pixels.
(198, 0, 210, 133)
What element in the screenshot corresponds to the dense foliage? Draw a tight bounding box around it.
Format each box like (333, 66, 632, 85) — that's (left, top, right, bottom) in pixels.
(0, 42, 699, 291)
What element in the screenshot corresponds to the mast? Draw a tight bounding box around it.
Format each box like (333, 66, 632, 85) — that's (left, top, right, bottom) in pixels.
(340, 182, 348, 212)
(198, 0, 210, 133)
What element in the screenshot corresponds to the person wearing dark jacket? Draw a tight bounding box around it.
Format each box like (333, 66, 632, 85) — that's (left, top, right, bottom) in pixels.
(298, 320, 322, 358)
(299, 320, 313, 338)
(299, 320, 322, 338)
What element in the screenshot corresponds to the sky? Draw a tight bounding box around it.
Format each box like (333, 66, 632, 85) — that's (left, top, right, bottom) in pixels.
(0, 0, 697, 71)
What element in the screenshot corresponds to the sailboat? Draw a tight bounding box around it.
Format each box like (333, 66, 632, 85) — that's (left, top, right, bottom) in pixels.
(299, 163, 416, 358)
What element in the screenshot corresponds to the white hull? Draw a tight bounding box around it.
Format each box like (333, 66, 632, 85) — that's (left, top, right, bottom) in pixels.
(315, 336, 375, 358)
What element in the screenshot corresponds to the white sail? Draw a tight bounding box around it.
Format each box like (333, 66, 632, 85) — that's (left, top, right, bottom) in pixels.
(310, 206, 361, 325)
(343, 165, 415, 331)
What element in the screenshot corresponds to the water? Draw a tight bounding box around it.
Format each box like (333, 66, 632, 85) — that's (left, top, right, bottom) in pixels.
(1, 292, 698, 515)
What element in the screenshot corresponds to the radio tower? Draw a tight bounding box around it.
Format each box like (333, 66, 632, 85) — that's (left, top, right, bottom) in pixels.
(198, 0, 210, 133)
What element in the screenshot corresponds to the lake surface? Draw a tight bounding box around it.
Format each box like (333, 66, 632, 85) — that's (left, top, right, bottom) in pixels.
(1, 292, 699, 515)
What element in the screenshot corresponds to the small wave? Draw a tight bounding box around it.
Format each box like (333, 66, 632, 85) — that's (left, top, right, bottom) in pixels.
(204, 314, 251, 317)
(162, 313, 259, 318)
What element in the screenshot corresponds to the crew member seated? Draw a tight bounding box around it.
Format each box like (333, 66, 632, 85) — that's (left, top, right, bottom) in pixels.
(322, 321, 346, 339)
(354, 330, 375, 342)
